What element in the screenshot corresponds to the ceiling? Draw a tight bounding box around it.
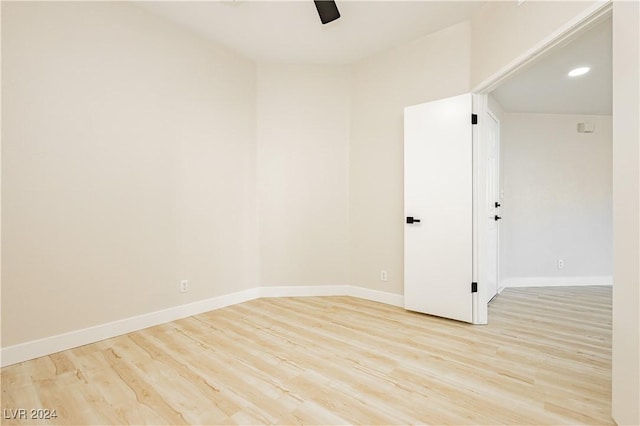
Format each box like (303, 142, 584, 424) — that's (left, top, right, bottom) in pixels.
(138, 1, 611, 115)
(138, 1, 485, 64)
(492, 17, 612, 115)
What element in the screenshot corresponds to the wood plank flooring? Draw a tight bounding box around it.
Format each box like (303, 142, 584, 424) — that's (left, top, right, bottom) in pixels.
(1, 286, 613, 425)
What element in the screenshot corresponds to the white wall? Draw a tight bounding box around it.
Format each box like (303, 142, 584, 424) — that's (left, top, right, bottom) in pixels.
(256, 64, 351, 287)
(1, 2, 258, 346)
(349, 22, 471, 295)
(611, 1, 640, 424)
(500, 113, 612, 287)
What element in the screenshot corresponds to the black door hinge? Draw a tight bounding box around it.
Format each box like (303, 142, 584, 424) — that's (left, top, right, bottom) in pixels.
(471, 282, 478, 293)
(471, 114, 478, 125)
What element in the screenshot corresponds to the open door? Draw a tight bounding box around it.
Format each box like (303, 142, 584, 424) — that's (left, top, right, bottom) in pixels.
(404, 93, 474, 323)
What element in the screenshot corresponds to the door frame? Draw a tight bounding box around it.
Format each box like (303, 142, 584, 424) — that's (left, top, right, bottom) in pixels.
(472, 94, 489, 324)
(470, 0, 612, 325)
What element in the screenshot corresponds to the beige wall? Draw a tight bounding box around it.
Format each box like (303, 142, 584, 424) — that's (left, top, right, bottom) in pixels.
(349, 22, 471, 294)
(1, 2, 258, 346)
(611, 1, 640, 424)
(256, 64, 351, 287)
(471, 0, 604, 88)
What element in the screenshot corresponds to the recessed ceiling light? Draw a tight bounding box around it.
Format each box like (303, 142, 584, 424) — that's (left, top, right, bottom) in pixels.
(568, 66, 590, 77)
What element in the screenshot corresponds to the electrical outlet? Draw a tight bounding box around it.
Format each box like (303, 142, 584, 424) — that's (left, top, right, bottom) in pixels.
(380, 270, 388, 282)
(180, 280, 189, 293)
(557, 259, 564, 270)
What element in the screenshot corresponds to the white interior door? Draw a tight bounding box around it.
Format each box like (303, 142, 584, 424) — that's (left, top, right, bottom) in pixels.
(404, 93, 473, 323)
(485, 111, 500, 302)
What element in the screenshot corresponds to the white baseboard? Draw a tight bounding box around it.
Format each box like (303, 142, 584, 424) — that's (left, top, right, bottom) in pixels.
(258, 285, 404, 308)
(258, 285, 351, 298)
(0, 288, 259, 368)
(347, 286, 404, 307)
(501, 276, 613, 288)
(1, 285, 403, 367)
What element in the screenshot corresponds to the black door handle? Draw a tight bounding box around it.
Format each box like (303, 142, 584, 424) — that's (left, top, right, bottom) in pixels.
(495, 202, 501, 208)
(494, 215, 502, 221)
(406, 216, 421, 224)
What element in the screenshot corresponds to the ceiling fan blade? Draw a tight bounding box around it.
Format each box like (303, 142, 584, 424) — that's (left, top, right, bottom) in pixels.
(314, 0, 340, 25)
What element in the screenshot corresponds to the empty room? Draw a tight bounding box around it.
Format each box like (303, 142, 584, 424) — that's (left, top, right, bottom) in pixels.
(1, 1, 638, 425)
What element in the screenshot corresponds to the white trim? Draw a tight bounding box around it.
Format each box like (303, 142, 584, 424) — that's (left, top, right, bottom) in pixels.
(471, 94, 480, 323)
(258, 285, 350, 298)
(347, 286, 404, 307)
(259, 285, 404, 307)
(1, 285, 403, 367)
(472, 93, 490, 325)
(501, 276, 613, 288)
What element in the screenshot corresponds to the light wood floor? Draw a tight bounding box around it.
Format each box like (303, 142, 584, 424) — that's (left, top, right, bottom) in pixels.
(1, 286, 613, 425)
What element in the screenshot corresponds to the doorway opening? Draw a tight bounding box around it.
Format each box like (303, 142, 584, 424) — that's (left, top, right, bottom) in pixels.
(473, 3, 613, 323)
